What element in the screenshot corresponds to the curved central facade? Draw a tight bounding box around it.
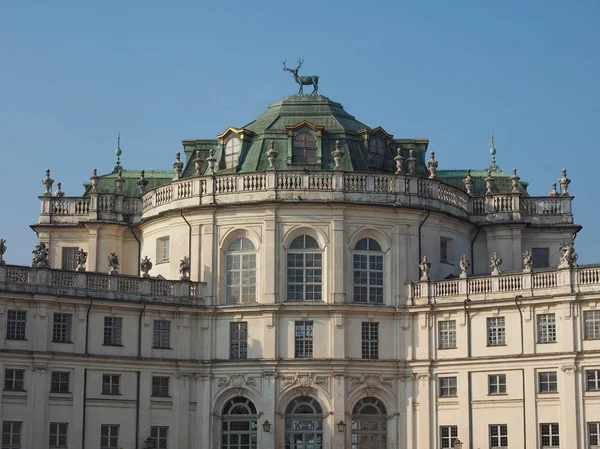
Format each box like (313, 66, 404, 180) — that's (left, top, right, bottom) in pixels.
(4, 93, 594, 449)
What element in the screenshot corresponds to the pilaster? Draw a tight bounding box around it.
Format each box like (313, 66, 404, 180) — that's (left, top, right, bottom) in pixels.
(330, 207, 345, 304)
(560, 365, 578, 449)
(263, 207, 278, 304)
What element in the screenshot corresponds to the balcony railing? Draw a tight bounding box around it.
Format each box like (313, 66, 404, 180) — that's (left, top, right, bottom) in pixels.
(408, 265, 600, 305)
(38, 171, 574, 226)
(0, 265, 206, 305)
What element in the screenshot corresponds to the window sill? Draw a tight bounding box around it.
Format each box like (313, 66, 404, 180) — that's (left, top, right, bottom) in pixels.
(440, 260, 455, 266)
(102, 344, 124, 347)
(438, 347, 458, 350)
(152, 347, 172, 350)
(487, 393, 508, 396)
(101, 392, 122, 396)
(439, 395, 458, 399)
(50, 391, 72, 395)
(51, 340, 73, 344)
(486, 344, 508, 347)
(584, 337, 600, 341)
(285, 300, 324, 303)
(5, 338, 27, 341)
(537, 341, 558, 345)
(156, 260, 169, 265)
(3, 389, 26, 393)
(537, 391, 559, 395)
(151, 396, 172, 400)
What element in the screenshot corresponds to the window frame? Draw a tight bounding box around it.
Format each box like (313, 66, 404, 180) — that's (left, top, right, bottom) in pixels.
(439, 376, 457, 397)
(151, 376, 170, 398)
(538, 371, 558, 393)
(230, 322, 248, 360)
(489, 424, 508, 448)
(368, 137, 388, 168)
(488, 374, 507, 395)
(286, 235, 323, 302)
(225, 237, 257, 304)
(294, 321, 314, 359)
(152, 320, 171, 349)
(584, 310, 600, 340)
(61, 247, 78, 270)
(588, 422, 600, 449)
(100, 424, 119, 449)
(540, 423, 559, 448)
(487, 317, 506, 346)
(587, 370, 600, 392)
(50, 371, 70, 394)
(531, 247, 550, 268)
(440, 425, 458, 449)
(2, 421, 22, 449)
(440, 237, 453, 264)
(52, 313, 73, 343)
(537, 313, 557, 343)
(352, 237, 384, 304)
(292, 131, 318, 164)
(221, 397, 258, 449)
(4, 369, 25, 391)
(103, 317, 123, 346)
(224, 137, 241, 169)
(102, 374, 121, 395)
(151, 426, 168, 449)
(6, 310, 26, 340)
(438, 320, 457, 349)
(49, 422, 68, 449)
(361, 322, 379, 360)
(156, 237, 170, 264)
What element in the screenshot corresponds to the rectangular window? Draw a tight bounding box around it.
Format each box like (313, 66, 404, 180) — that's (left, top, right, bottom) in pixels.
(152, 320, 171, 349)
(50, 372, 70, 393)
(156, 237, 170, 264)
(440, 425, 458, 449)
(49, 423, 68, 448)
(540, 423, 559, 447)
(532, 247, 550, 269)
(6, 311, 26, 340)
(587, 370, 600, 391)
(488, 374, 507, 395)
(2, 421, 22, 449)
(361, 322, 379, 360)
(537, 314, 556, 343)
(151, 376, 169, 398)
(61, 247, 78, 270)
(230, 322, 248, 360)
(585, 311, 600, 340)
(100, 424, 119, 449)
(439, 377, 457, 397)
(588, 422, 600, 448)
(287, 252, 322, 302)
(439, 320, 457, 349)
(538, 371, 558, 393)
(52, 313, 73, 343)
(102, 374, 120, 395)
(151, 426, 168, 449)
(489, 424, 508, 448)
(440, 237, 453, 263)
(4, 369, 25, 391)
(487, 317, 506, 346)
(103, 317, 122, 346)
(295, 321, 313, 359)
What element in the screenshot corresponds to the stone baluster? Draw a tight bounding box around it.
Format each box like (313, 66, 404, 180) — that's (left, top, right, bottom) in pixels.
(41, 169, 54, 196)
(427, 151, 438, 179)
(558, 168, 571, 196)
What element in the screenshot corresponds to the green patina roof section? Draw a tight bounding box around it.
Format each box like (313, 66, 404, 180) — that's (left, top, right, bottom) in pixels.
(437, 168, 529, 196)
(83, 170, 173, 197)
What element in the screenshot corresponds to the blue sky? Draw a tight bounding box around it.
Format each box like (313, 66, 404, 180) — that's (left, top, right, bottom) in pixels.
(1, 0, 598, 265)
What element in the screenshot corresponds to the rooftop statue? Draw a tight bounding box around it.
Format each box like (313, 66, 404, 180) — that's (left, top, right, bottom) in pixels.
(283, 58, 319, 95)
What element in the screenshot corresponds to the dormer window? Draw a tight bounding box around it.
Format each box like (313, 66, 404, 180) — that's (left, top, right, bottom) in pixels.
(369, 137, 387, 168)
(224, 137, 241, 169)
(293, 132, 318, 164)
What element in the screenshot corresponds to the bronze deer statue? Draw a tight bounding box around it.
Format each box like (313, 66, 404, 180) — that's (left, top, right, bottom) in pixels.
(283, 59, 319, 94)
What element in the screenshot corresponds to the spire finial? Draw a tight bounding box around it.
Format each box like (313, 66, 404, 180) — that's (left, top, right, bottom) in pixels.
(114, 133, 123, 172)
(488, 132, 498, 170)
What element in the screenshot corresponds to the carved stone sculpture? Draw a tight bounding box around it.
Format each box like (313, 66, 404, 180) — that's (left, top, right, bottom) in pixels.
(510, 168, 520, 193)
(283, 58, 319, 95)
(559, 242, 578, 269)
(32, 242, 50, 268)
(206, 149, 217, 175)
(459, 255, 470, 278)
(179, 256, 190, 280)
(90, 168, 99, 193)
(76, 248, 88, 272)
(108, 252, 120, 275)
(140, 256, 153, 278)
(42, 169, 54, 196)
(193, 150, 202, 176)
(419, 256, 431, 281)
(558, 169, 571, 196)
(0, 239, 6, 266)
(265, 141, 279, 169)
(484, 170, 494, 195)
(394, 148, 405, 175)
(331, 140, 344, 170)
(53, 182, 64, 197)
(549, 182, 558, 197)
(137, 170, 148, 195)
(490, 252, 502, 275)
(407, 149, 417, 175)
(114, 171, 125, 195)
(523, 250, 533, 273)
(427, 151, 438, 179)
(173, 152, 183, 179)
(462, 169, 473, 196)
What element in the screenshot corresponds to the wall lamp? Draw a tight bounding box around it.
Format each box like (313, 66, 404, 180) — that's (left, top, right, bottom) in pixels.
(262, 420, 272, 433)
(337, 420, 346, 432)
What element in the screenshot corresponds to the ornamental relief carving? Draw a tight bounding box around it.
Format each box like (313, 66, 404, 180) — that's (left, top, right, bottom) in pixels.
(216, 374, 258, 391)
(347, 374, 394, 391)
(280, 373, 329, 393)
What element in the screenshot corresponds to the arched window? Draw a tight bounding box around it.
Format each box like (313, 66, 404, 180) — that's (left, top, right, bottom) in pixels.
(293, 132, 318, 164)
(353, 238, 384, 304)
(351, 397, 387, 449)
(221, 397, 258, 449)
(285, 396, 323, 449)
(224, 137, 241, 169)
(368, 137, 387, 168)
(226, 237, 256, 304)
(287, 235, 322, 302)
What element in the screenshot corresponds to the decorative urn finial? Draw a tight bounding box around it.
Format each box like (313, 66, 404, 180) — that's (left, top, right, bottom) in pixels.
(407, 149, 417, 175)
(114, 170, 125, 195)
(331, 140, 344, 170)
(137, 170, 148, 195)
(462, 169, 473, 196)
(90, 168, 99, 193)
(484, 169, 494, 195)
(42, 169, 54, 196)
(0, 239, 6, 266)
(266, 141, 279, 169)
(427, 151, 438, 179)
(394, 148, 405, 175)
(549, 182, 558, 197)
(173, 152, 184, 179)
(76, 248, 88, 272)
(510, 168, 520, 193)
(558, 168, 571, 196)
(193, 150, 202, 176)
(179, 256, 191, 281)
(459, 255, 470, 278)
(53, 182, 65, 197)
(108, 252, 120, 275)
(490, 252, 502, 275)
(523, 250, 533, 273)
(140, 256, 153, 278)
(419, 256, 431, 281)
(31, 242, 50, 269)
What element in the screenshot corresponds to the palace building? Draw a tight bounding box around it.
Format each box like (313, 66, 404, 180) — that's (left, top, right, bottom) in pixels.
(0, 93, 598, 449)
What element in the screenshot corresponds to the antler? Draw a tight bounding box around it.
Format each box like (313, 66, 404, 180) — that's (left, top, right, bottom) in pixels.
(296, 58, 304, 70)
(282, 60, 291, 72)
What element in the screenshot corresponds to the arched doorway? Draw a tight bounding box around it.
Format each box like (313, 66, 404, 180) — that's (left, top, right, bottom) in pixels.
(351, 397, 387, 449)
(221, 396, 258, 449)
(284, 396, 323, 449)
